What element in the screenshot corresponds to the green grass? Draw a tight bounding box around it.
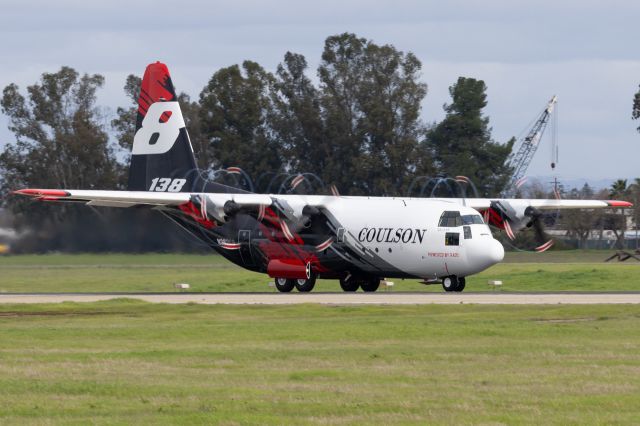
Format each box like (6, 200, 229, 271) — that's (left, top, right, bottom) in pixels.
(0, 301, 639, 424)
(502, 249, 635, 264)
(1, 251, 639, 293)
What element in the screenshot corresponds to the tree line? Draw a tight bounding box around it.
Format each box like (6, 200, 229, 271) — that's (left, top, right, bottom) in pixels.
(0, 32, 636, 252)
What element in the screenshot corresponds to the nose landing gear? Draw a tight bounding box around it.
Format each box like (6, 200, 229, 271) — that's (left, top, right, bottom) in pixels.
(442, 276, 466, 292)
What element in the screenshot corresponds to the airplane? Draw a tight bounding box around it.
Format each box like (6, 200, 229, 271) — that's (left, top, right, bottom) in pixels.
(13, 62, 633, 293)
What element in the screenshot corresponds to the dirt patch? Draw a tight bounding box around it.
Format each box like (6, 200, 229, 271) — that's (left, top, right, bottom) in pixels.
(0, 311, 123, 318)
(532, 317, 598, 323)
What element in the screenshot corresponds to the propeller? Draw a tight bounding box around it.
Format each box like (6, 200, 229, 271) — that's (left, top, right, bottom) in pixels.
(269, 178, 342, 249)
(523, 207, 554, 252)
(486, 202, 554, 253)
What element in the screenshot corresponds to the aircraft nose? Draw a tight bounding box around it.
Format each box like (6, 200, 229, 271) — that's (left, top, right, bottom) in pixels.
(489, 239, 505, 263)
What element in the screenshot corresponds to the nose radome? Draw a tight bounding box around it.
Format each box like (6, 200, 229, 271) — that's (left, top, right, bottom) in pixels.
(490, 239, 505, 263)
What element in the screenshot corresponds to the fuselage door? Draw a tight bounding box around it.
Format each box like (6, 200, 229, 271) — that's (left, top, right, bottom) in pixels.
(238, 230, 255, 266)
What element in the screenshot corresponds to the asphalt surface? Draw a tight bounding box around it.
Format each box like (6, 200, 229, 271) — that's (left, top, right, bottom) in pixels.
(2, 292, 640, 305)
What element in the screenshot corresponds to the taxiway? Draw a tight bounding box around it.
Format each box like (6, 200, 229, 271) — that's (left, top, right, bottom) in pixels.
(2, 292, 640, 304)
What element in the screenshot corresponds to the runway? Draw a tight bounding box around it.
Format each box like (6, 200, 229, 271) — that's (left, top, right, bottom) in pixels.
(2, 292, 640, 305)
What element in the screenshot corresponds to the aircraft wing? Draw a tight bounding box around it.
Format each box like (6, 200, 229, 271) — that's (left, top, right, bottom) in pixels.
(15, 190, 632, 211)
(13, 189, 190, 207)
(458, 198, 633, 211)
(12, 189, 273, 209)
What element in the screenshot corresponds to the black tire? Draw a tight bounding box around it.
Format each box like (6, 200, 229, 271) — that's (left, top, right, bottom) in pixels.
(274, 277, 295, 293)
(295, 275, 317, 292)
(339, 276, 359, 292)
(442, 276, 458, 292)
(454, 277, 466, 292)
(360, 277, 381, 292)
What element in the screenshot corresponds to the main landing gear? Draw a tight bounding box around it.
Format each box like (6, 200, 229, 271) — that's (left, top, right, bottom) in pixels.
(274, 275, 317, 293)
(274, 277, 295, 292)
(339, 276, 381, 292)
(442, 275, 466, 292)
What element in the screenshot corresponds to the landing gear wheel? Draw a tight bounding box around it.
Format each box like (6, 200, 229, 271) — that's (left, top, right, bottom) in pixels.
(295, 275, 317, 292)
(360, 277, 381, 292)
(454, 277, 466, 292)
(275, 277, 295, 293)
(339, 276, 359, 292)
(442, 276, 459, 292)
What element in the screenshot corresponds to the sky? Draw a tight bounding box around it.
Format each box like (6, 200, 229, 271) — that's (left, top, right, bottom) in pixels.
(1, 0, 639, 186)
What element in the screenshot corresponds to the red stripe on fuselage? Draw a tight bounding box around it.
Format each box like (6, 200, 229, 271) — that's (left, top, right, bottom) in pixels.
(178, 202, 216, 229)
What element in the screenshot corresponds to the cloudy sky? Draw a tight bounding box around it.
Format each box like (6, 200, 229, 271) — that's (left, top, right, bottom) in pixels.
(1, 0, 639, 185)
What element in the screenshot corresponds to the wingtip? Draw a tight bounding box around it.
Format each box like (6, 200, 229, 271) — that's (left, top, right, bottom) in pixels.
(606, 200, 633, 208)
(12, 189, 70, 198)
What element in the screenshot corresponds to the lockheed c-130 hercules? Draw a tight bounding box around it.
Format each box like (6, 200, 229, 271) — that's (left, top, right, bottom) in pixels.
(14, 62, 633, 293)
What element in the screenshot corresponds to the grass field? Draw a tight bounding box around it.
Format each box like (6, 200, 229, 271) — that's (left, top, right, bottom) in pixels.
(0, 251, 639, 293)
(1, 253, 640, 424)
(0, 300, 639, 424)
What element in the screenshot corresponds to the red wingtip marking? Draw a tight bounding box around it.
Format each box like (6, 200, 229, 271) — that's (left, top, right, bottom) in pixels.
(606, 200, 633, 208)
(13, 189, 70, 197)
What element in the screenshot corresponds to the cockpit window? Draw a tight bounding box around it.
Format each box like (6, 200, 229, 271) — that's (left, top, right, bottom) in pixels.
(438, 211, 462, 227)
(463, 226, 472, 239)
(462, 214, 484, 225)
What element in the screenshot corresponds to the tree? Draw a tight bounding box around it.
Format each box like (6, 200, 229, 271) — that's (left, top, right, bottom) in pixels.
(633, 85, 640, 132)
(111, 74, 141, 153)
(199, 61, 282, 185)
(270, 52, 326, 187)
(0, 67, 123, 251)
(198, 35, 432, 196)
(607, 179, 629, 249)
(316, 33, 431, 195)
(428, 77, 514, 196)
(1, 67, 121, 195)
(580, 182, 595, 199)
(561, 185, 596, 248)
(610, 179, 629, 199)
(628, 178, 640, 248)
(518, 179, 546, 199)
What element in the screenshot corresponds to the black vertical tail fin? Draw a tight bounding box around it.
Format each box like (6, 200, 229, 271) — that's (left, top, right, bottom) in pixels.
(128, 62, 197, 192)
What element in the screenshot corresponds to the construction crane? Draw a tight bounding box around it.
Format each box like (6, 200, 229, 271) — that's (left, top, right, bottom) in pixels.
(504, 95, 557, 196)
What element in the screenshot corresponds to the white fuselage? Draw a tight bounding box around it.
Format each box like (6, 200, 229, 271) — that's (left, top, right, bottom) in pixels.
(322, 196, 504, 279)
(213, 194, 506, 279)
